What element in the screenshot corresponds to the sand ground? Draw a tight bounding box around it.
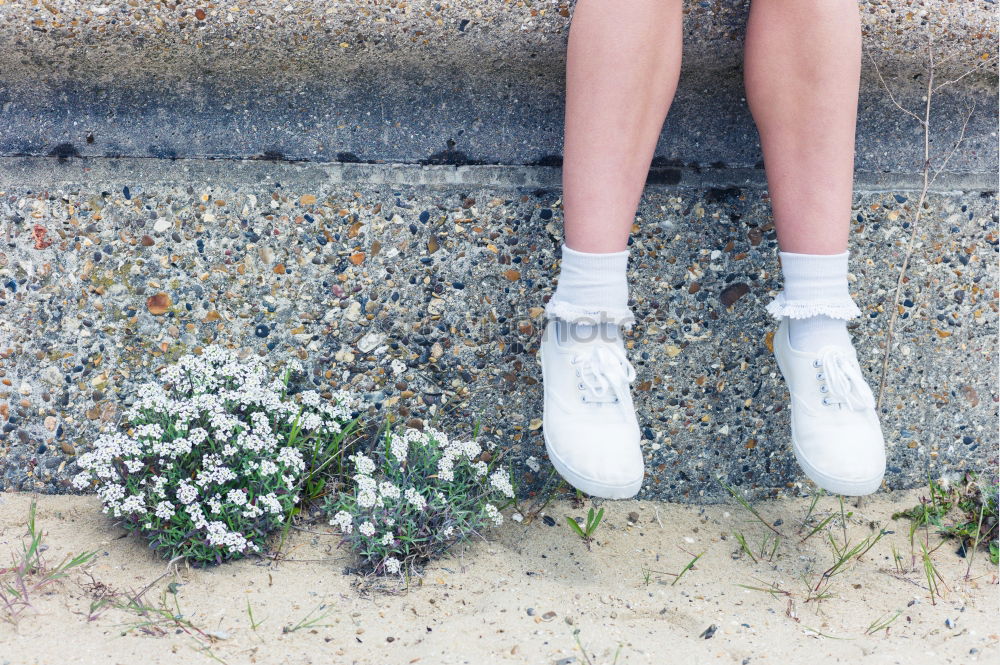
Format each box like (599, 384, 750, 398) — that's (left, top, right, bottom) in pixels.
(0, 488, 996, 665)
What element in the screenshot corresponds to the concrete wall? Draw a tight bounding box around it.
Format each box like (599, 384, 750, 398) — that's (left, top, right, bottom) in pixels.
(0, 0, 996, 500)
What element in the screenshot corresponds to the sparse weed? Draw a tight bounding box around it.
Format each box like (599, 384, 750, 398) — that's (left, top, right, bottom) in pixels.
(736, 579, 791, 598)
(800, 512, 837, 544)
(892, 471, 998, 567)
(715, 475, 783, 536)
(671, 550, 705, 586)
(812, 526, 888, 593)
(0, 498, 98, 626)
(919, 541, 949, 605)
(246, 597, 266, 630)
(572, 626, 623, 665)
(799, 489, 825, 534)
(282, 603, 335, 633)
(111, 583, 209, 639)
(759, 533, 781, 562)
(733, 531, 757, 563)
(567, 506, 605, 549)
(865, 609, 902, 636)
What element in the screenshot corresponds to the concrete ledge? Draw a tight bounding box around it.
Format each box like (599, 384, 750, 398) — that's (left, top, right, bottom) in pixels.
(0, 156, 996, 193)
(0, 0, 993, 75)
(0, 1, 996, 170)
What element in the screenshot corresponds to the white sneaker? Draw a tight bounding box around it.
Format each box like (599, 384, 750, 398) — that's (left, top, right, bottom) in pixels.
(772, 317, 886, 496)
(539, 320, 645, 498)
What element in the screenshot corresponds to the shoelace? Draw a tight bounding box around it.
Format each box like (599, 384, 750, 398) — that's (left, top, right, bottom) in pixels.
(570, 342, 637, 412)
(815, 347, 876, 410)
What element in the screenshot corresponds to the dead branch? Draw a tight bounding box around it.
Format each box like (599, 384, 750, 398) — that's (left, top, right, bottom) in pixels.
(871, 31, 987, 409)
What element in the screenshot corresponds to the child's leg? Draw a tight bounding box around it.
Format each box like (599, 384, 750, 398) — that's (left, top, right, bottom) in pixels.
(744, 0, 863, 352)
(743, 1, 885, 497)
(547, 0, 683, 330)
(562, 0, 683, 254)
(541, 0, 683, 500)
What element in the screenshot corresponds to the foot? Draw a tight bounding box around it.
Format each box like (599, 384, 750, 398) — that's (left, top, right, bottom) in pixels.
(772, 317, 886, 496)
(539, 319, 645, 499)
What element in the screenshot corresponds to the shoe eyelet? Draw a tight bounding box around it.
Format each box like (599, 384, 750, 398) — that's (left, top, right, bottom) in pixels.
(819, 385, 829, 393)
(580, 396, 587, 403)
(613, 397, 619, 403)
(821, 397, 830, 406)
(577, 383, 585, 390)
(816, 372, 824, 380)
(812, 359, 822, 368)
(575, 369, 581, 377)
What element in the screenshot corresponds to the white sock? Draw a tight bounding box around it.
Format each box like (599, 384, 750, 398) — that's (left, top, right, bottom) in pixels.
(545, 243, 634, 341)
(774, 250, 857, 353)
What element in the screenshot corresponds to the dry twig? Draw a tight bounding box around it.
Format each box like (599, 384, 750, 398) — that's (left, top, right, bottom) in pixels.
(867, 34, 996, 408)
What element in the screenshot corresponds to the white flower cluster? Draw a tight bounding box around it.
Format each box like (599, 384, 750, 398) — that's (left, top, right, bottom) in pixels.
(384, 556, 402, 574)
(329, 510, 353, 533)
(432, 431, 483, 483)
(71, 345, 361, 559)
(488, 468, 515, 499)
(404, 487, 426, 509)
(484, 503, 503, 526)
(328, 425, 512, 575)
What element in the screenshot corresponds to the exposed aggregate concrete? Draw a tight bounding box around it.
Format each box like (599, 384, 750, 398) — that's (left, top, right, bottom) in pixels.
(1, 168, 995, 500)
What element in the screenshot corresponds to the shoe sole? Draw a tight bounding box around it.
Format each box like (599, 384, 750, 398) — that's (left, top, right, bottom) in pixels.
(788, 438, 883, 496)
(543, 427, 644, 499)
(773, 321, 884, 497)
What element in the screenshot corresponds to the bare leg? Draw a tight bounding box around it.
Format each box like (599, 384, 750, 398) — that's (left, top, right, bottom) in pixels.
(744, 0, 862, 254)
(562, 0, 683, 253)
(741, 1, 883, 498)
(744, 0, 863, 354)
(540, 0, 683, 500)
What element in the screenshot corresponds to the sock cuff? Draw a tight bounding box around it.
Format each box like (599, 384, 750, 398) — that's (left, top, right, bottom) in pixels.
(768, 250, 860, 320)
(559, 243, 630, 272)
(545, 243, 634, 327)
(777, 250, 849, 280)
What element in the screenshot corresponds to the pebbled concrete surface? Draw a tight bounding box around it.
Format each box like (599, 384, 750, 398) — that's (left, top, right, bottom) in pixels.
(0, 0, 995, 500)
(0, 159, 995, 501)
(0, 0, 996, 171)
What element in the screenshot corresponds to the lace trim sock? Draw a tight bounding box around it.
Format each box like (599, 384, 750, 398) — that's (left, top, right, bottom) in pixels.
(769, 250, 858, 353)
(544, 243, 635, 329)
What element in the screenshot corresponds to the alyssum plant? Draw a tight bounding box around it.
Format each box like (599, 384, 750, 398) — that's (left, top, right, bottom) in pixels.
(72, 345, 361, 566)
(325, 425, 515, 576)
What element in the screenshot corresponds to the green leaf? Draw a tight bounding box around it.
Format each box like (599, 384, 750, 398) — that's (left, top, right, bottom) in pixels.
(566, 516, 586, 538)
(590, 507, 605, 533)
